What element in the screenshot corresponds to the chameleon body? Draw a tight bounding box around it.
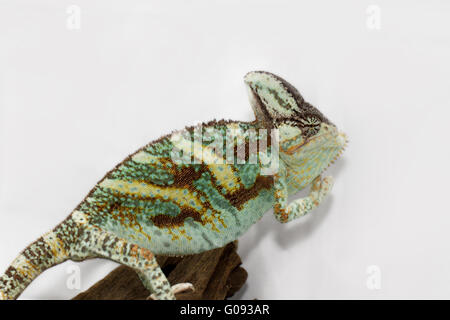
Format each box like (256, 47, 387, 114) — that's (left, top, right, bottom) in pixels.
(0, 71, 347, 300)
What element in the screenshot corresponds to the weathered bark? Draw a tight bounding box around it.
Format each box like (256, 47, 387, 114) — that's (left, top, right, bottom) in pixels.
(72, 241, 247, 300)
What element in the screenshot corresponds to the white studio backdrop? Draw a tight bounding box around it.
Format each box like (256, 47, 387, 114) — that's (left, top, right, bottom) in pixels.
(1, 0, 450, 299)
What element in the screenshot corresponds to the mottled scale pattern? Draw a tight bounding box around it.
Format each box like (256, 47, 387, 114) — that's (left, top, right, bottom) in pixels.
(0, 71, 347, 300)
(78, 120, 275, 256)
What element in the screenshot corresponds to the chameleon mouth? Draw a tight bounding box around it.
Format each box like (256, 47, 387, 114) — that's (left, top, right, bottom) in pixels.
(285, 130, 348, 156)
(284, 134, 325, 155)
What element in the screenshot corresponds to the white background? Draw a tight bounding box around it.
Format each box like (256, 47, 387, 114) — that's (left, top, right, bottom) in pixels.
(0, 0, 449, 299)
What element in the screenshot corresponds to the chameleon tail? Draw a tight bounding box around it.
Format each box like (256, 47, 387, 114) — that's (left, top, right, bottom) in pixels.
(0, 214, 85, 300)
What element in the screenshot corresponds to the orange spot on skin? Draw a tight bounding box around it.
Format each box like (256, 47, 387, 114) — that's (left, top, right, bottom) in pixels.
(274, 203, 289, 223)
(140, 248, 154, 261)
(115, 242, 125, 255)
(179, 229, 193, 241)
(167, 228, 180, 241)
(108, 204, 152, 242)
(130, 245, 139, 261)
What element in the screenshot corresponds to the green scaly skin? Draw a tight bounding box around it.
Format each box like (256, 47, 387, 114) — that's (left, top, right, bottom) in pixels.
(0, 71, 347, 300)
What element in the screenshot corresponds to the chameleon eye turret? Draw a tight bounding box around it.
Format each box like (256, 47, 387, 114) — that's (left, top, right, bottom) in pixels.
(0, 71, 347, 300)
(244, 71, 332, 129)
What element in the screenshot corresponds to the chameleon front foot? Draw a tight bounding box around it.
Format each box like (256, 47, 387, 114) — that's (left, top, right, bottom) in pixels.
(274, 171, 335, 223)
(147, 282, 195, 300)
(311, 175, 334, 200)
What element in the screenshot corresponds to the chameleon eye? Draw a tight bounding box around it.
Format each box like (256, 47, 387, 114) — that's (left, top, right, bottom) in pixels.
(298, 116, 321, 138)
(304, 126, 320, 137)
(300, 116, 320, 126)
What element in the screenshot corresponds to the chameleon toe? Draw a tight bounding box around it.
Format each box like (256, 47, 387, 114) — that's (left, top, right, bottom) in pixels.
(147, 282, 195, 300)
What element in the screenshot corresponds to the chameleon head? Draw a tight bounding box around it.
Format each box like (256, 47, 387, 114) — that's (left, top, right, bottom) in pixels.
(244, 71, 347, 180)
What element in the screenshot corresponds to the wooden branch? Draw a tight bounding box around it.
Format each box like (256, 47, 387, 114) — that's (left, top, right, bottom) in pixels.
(72, 241, 247, 300)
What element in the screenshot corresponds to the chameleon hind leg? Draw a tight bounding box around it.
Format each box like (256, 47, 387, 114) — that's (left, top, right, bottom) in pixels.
(79, 226, 193, 300)
(273, 171, 334, 223)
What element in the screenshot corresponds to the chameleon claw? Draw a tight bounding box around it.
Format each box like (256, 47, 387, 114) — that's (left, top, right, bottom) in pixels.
(172, 282, 195, 295)
(310, 175, 333, 199)
(318, 176, 334, 198)
(322, 176, 334, 191)
(311, 175, 323, 192)
(147, 282, 195, 300)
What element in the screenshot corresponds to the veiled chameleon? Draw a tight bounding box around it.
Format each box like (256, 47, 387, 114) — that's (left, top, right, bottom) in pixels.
(0, 71, 347, 300)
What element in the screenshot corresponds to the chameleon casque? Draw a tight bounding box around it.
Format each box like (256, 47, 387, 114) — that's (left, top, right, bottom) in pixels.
(0, 71, 347, 300)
